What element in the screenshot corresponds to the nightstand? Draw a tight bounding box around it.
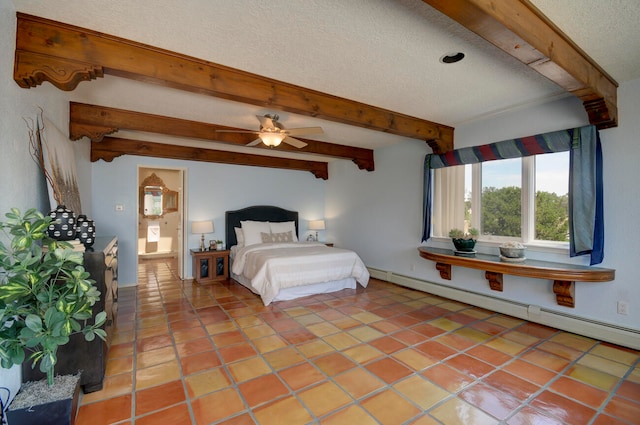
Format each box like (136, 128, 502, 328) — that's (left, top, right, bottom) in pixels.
(190, 249, 230, 284)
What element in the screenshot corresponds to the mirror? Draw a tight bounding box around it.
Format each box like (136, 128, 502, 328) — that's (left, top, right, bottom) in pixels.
(139, 173, 179, 218)
(143, 186, 163, 216)
(164, 189, 178, 213)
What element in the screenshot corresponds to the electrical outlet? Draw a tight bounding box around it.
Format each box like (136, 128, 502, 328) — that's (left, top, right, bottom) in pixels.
(617, 301, 629, 315)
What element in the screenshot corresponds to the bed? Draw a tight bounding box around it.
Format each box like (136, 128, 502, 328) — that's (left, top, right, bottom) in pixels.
(225, 205, 370, 305)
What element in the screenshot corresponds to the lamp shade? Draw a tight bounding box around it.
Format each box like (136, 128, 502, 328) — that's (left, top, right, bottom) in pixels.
(308, 220, 325, 231)
(192, 220, 214, 234)
(259, 132, 285, 147)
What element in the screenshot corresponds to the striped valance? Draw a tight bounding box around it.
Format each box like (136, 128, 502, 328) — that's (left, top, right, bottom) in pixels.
(426, 127, 577, 169)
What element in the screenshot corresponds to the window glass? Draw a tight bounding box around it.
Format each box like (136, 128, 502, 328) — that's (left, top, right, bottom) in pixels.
(481, 158, 522, 237)
(534, 151, 569, 242)
(433, 152, 570, 246)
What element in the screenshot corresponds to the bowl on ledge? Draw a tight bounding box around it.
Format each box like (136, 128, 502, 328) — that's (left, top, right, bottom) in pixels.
(499, 245, 525, 258)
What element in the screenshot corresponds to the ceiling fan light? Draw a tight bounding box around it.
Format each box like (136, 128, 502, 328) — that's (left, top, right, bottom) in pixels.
(259, 132, 285, 147)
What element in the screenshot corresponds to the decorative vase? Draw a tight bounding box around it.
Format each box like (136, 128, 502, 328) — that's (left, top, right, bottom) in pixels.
(452, 238, 476, 252)
(77, 217, 96, 247)
(75, 214, 87, 234)
(46, 205, 76, 241)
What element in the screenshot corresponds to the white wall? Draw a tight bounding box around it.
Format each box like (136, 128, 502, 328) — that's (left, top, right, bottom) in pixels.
(0, 2, 68, 216)
(327, 89, 640, 332)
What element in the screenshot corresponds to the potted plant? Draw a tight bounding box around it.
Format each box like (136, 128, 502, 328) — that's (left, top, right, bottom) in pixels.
(216, 240, 223, 250)
(448, 228, 479, 252)
(0, 208, 106, 424)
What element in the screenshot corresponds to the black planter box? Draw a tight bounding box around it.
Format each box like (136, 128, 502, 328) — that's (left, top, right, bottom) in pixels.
(6, 376, 81, 425)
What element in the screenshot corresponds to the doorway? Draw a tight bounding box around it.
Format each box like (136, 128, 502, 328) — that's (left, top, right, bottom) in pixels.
(137, 166, 186, 278)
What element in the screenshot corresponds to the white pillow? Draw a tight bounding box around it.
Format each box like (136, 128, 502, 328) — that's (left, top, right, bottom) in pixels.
(241, 220, 271, 246)
(269, 221, 298, 241)
(234, 227, 245, 248)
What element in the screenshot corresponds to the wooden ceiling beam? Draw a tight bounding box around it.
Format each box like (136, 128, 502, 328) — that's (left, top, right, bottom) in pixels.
(15, 13, 453, 153)
(422, 0, 618, 129)
(92, 137, 329, 180)
(69, 102, 375, 171)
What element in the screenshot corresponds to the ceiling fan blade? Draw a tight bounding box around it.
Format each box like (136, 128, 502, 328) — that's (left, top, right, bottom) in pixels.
(246, 138, 263, 147)
(285, 127, 324, 136)
(283, 136, 308, 149)
(257, 115, 275, 129)
(214, 130, 259, 134)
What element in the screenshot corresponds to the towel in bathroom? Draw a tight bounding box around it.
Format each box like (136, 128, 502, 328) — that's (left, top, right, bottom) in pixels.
(147, 221, 160, 242)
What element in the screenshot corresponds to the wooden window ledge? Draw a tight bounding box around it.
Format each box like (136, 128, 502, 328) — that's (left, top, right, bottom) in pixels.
(418, 247, 615, 308)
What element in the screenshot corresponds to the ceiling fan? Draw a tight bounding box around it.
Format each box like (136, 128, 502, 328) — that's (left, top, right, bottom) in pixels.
(216, 114, 323, 148)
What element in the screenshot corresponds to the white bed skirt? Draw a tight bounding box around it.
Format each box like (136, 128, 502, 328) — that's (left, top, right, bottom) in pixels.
(231, 271, 357, 302)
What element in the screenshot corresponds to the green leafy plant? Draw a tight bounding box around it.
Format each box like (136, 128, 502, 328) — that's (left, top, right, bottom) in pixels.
(0, 208, 106, 386)
(448, 228, 479, 240)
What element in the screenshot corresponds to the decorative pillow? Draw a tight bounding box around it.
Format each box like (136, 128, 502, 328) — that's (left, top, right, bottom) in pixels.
(240, 220, 271, 246)
(271, 231, 293, 243)
(259, 231, 293, 243)
(269, 221, 298, 241)
(234, 227, 244, 248)
(260, 232, 273, 243)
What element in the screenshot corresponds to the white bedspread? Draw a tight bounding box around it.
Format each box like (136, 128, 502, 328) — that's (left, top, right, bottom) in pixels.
(231, 242, 370, 305)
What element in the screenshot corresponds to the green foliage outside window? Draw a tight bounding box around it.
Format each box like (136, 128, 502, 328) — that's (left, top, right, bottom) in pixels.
(535, 191, 569, 241)
(477, 187, 568, 241)
(481, 186, 522, 237)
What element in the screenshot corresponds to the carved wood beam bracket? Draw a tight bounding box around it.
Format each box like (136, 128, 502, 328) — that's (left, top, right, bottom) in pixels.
(485, 272, 504, 292)
(352, 158, 375, 172)
(69, 122, 118, 142)
(553, 280, 575, 308)
(14, 51, 104, 91)
(435, 262, 451, 280)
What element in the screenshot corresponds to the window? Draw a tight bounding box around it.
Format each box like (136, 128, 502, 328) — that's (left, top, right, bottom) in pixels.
(434, 151, 569, 245)
(423, 124, 602, 264)
(534, 152, 569, 242)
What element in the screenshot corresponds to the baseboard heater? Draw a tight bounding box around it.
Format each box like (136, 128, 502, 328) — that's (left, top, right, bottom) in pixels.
(368, 268, 640, 350)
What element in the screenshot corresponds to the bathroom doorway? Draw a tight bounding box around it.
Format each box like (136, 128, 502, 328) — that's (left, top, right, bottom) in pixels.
(137, 166, 186, 278)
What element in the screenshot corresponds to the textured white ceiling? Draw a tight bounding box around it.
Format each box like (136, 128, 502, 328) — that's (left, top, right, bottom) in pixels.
(530, 0, 640, 83)
(10, 0, 640, 153)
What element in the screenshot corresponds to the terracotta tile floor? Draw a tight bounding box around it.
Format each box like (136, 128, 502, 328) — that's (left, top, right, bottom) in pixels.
(75, 258, 640, 425)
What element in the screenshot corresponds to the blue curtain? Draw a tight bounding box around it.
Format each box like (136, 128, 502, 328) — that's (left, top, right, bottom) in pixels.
(569, 126, 604, 265)
(422, 125, 605, 265)
(421, 165, 433, 243)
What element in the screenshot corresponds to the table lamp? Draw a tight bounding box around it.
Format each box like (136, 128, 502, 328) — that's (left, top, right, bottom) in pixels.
(192, 220, 214, 251)
(308, 220, 325, 242)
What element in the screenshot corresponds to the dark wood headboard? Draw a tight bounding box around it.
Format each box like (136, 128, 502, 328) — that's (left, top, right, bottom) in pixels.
(225, 205, 299, 247)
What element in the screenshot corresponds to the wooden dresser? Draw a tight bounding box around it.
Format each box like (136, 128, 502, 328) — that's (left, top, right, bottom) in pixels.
(22, 236, 118, 392)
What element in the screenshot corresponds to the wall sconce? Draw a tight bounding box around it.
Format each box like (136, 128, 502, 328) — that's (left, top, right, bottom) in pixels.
(192, 220, 214, 251)
(308, 220, 325, 242)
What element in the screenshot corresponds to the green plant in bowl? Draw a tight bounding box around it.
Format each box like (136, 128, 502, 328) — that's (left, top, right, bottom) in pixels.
(448, 228, 478, 251)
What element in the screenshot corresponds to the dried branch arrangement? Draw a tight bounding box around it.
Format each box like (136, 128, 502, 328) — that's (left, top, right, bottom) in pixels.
(25, 109, 62, 205)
